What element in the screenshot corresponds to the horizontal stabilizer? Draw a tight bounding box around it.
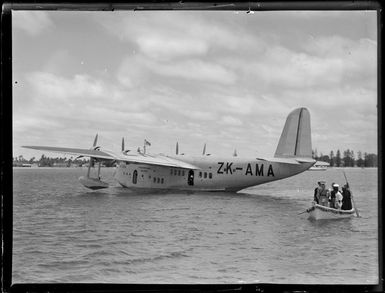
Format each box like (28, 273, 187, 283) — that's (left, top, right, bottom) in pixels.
(256, 157, 301, 165)
(295, 157, 316, 163)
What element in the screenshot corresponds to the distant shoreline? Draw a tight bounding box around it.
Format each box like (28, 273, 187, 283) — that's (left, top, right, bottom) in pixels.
(12, 166, 116, 168)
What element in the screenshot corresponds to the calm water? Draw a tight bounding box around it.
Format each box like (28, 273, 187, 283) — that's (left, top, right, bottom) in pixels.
(13, 167, 378, 284)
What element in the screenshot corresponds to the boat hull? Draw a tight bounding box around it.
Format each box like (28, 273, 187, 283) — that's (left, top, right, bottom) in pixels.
(307, 202, 355, 220)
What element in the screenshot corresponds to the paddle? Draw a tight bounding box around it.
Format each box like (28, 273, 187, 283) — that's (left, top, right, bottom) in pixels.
(342, 170, 360, 218)
(298, 205, 314, 215)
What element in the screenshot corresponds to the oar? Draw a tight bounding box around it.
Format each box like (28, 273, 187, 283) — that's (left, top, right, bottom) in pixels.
(298, 210, 307, 215)
(342, 170, 360, 218)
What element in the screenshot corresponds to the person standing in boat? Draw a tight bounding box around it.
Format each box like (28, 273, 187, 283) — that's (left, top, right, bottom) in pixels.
(330, 183, 343, 209)
(313, 181, 322, 204)
(329, 182, 336, 208)
(341, 184, 353, 210)
(336, 187, 343, 209)
(317, 181, 329, 207)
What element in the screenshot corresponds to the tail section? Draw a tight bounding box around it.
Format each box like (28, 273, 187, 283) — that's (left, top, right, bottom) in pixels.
(274, 107, 312, 158)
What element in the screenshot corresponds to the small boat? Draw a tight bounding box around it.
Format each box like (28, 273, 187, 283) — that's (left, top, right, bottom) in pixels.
(306, 201, 356, 220)
(308, 160, 329, 171)
(308, 166, 327, 171)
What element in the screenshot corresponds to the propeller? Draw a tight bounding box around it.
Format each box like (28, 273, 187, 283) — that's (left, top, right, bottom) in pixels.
(75, 133, 99, 160)
(121, 137, 131, 154)
(202, 143, 210, 156)
(233, 149, 238, 157)
(93, 134, 98, 149)
(90, 134, 99, 167)
(92, 134, 101, 151)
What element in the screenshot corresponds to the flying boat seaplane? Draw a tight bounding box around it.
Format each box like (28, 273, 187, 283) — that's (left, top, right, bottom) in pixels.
(23, 107, 316, 192)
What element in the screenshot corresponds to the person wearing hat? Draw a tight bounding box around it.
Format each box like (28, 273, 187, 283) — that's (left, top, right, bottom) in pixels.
(317, 181, 329, 207)
(331, 183, 343, 209)
(329, 183, 336, 208)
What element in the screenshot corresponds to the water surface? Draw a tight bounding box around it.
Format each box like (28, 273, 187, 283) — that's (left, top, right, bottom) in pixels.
(13, 167, 378, 284)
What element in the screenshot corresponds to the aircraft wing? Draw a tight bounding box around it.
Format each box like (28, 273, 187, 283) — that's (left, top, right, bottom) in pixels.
(23, 146, 200, 169)
(23, 146, 115, 160)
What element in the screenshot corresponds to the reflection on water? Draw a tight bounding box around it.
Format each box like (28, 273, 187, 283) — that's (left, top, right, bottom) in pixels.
(13, 167, 378, 284)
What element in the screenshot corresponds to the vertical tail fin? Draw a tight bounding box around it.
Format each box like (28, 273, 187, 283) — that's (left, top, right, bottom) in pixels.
(274, 107, 312, 158)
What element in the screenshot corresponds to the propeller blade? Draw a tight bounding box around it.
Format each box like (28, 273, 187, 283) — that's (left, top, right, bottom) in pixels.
(176, 142, 179, 155)
(202, 143, 206, 156)
(122, 137, 125, 152)
(93, 134, 98, 148)
(233, 149, 237, 157)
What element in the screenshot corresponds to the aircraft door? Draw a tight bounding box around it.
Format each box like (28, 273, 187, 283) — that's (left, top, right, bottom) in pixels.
(188, 170, 194, 186)
(133, 170, 138, 184)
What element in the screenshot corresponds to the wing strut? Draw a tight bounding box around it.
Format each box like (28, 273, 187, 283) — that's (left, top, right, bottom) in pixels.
(79, 134, 109, 190)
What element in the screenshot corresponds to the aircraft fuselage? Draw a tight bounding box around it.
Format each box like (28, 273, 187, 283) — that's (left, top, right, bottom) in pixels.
(114, 155, 314, 192)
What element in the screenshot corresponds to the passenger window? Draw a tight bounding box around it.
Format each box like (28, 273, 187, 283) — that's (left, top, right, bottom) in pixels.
(174, 170, 177, 176)
(199, 172, 202, 177)
(204, 172, 207, 178)
(161, 178, 164, 184)
(157, 178, 160, 183)
(178, 170, 181, 176)
(209, 173, 212, 179)
(153, 177, 156, 183)
(170, 169, 173, 175)
(182, 171, 185, 176)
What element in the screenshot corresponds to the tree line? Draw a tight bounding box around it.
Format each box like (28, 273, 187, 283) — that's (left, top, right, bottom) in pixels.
(312, 149, 378, 167)
(13, 154, 88, 167)
(13, 154, 115, 167)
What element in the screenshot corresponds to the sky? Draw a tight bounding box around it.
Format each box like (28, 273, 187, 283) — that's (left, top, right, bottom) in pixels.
(12, 10, 377, 160)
